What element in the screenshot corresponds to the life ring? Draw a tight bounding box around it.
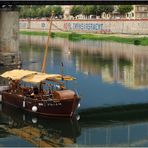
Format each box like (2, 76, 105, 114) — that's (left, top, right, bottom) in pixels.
(32, 106, 37, 112)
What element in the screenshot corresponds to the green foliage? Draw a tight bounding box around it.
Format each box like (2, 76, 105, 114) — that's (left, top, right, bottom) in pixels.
(51, 32, 70, 38)
(100, 5, 114, 14)
(19, 5, 115, 18)
(53, 6, 63, 18)
(134, 39, 141, 45)
(69, 32, 81, 40)
(19, 5, 63, 18)
(70, 6, 82, 17)
(118, 57, 132, 66)
(117, 5, 133, 15)
(93, 6, 101, 16)
(20, 31, 148, 46)
(20, 31, 48, 36)
(94, 5, 114, 16)
(20, 31, 71, 38)
(81, 5, 94, 17)
(69, 5, 114, 18)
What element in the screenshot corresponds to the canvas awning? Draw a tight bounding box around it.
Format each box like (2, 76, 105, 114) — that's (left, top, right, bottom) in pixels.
(0, 69, 37, 80)
(22, 73, 61, 83)
(53, 75, 76, 81)
(0, 69, 76, 83)
(22, 74, 76, 83)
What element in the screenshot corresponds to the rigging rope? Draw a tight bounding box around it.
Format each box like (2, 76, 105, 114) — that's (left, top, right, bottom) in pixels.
(52, 22, 66, 32)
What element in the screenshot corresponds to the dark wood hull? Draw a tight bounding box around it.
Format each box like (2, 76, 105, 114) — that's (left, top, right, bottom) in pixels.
(1, 92, 80, 118)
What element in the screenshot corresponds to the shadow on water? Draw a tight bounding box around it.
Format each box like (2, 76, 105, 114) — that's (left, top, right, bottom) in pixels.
(77, 104, 148, 147)
(79, 103, 148, 126)
(0, 104, 81, 147)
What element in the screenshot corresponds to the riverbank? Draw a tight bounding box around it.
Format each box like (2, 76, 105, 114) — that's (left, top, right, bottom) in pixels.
(20, 30, 148, 46)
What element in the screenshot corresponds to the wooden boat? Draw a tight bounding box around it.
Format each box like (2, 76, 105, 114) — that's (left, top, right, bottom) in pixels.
(0, 69, 80, 117)
(0, 12, 81, 118)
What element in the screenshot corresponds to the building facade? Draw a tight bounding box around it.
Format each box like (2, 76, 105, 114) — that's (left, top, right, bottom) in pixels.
(61, 5, 73, 19)
(61, 5, 148, 20)
(134, 5, 148, 18)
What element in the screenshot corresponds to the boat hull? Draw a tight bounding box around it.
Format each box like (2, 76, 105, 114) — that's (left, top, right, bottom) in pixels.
(1, 92, 80, 117)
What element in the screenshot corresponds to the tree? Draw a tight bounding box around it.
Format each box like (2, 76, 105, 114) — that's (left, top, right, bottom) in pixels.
(93, 5, 102, 16)
(44, 6, 52, 17)
(25, 8, 32, 18)
(30, 6, 38, 18)
(53, 6, 63, 18)
(19, 7, 26, 18)
(31, 9, 38, 18)
(19, 6, 29, 18)
(37, 7, 46, 18)
(93, 5, 114, 17)
(101, 5, 114, 14)
(70, 6, 82, 17)
(19, 5, 36, 18)
(82, 5, 94, 17)
(117, 5, 133, 15)
(19, 5, 63, 19)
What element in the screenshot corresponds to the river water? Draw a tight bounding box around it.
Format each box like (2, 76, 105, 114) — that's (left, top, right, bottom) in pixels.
(1, 35, 148, 146)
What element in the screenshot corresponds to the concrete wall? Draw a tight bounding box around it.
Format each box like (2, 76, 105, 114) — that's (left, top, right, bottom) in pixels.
(0, 10, 19, 52)
(20, 19, 148, 35)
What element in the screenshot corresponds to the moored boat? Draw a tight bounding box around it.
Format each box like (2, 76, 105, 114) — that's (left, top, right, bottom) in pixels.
(0, 11, 81, 118)
(0, 69, 80, 117)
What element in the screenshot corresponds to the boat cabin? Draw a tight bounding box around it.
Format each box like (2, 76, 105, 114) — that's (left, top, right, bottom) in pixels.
(1, 69, 76, 101)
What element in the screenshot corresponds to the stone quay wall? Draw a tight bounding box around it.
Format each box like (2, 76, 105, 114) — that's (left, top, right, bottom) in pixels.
(0, 10, 19, 52)
(20, 19, 148, 35)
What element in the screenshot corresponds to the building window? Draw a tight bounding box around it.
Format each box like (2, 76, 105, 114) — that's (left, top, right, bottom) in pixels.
(132, 13, 134, 17)
(136, 6, 140, 11)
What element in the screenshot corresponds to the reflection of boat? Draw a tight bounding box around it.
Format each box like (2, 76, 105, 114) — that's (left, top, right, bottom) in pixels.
(0, 13, 80, 118)
(0, 103, 81, 147)
(0, 123, 10, 138)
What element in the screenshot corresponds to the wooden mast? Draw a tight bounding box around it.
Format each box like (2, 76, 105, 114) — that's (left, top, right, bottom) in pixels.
(41, 11, 54, 73)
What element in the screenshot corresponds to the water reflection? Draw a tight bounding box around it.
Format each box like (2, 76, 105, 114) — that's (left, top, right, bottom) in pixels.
(19, 35, 148, 109)
(78, 104, 148, 147)
(2, 35, 148, 147)
(2, 103, 148, 146)
(20, 35, 148, 90)
(0, 104, 81, 147)
(79, 121, 148, 147)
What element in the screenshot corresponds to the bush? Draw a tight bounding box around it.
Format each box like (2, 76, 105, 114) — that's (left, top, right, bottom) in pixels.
(51, 32, 56, 38)
(69, 32, 81, 41)
(134, 39, 141, 45)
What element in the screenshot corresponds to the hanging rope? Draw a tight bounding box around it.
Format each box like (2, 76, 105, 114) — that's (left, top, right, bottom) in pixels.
(52, 22, 66, 32)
